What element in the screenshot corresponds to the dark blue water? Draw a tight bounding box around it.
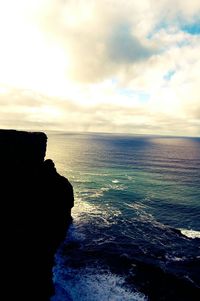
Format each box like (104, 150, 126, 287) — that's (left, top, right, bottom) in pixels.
(46, 133, 200, 300)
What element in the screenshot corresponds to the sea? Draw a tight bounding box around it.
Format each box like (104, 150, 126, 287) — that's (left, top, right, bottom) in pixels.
(46, 132, 200, 301)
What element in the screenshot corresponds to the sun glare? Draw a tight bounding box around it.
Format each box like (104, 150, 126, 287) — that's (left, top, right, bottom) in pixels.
(0, 1, 199, 136)
(0, 1, 72, 97)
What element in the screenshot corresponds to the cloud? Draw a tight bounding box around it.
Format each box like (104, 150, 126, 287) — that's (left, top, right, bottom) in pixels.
(1, 86, 199, 136)
(0, 0, 200, 136)
(107, 23, 154, 63)
(32, 0, 157, 82)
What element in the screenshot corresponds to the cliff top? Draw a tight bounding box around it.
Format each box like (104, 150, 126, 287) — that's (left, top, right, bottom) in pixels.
(0, 129, 47, 166)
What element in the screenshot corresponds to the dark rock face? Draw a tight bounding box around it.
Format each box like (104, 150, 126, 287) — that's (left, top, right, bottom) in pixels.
(0, 129, 47, 167)
(0, 129, 74, 300)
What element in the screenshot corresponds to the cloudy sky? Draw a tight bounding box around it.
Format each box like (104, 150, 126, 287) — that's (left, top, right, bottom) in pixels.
(0, 0, 200, 136)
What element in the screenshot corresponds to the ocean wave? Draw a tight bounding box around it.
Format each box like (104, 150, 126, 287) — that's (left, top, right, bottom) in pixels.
(71, 199, 122, 234)
(72, 198, 102, 218)
(125, 202, 166, 229)
(165, 254, 187, 262)
(112, 179, 120, 183)
(179, 229, 200, 239)
(53, 225, 148, 301)
(76, 187, 111, 200)
(108, 183, 126, 191)
(53, 267, 147, 301)
(65, 224, 86, 242)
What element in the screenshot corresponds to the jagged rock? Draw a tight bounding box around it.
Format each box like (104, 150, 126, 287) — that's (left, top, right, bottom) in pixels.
(0, 129, 74, 300)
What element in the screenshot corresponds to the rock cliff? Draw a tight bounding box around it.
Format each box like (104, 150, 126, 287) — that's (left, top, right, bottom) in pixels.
(0, 129, 74, 300)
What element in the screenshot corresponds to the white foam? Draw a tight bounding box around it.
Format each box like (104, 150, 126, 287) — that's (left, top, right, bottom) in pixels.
(127, 176, 135, 182)
(179, 229, 200, 239)
(54, 267, 148, 301)
(165, 254, 186, 262)
(112, 179, 120, 183)
(65, 224, 86, 242)
(109, 183, 126, 191)
(72, 198, 121, 226)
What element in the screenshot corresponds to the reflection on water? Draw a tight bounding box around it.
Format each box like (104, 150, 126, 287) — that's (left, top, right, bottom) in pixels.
(46, 132, 200, 301)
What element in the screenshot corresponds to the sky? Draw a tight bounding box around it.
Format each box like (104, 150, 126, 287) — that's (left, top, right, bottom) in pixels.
(0, 0, 200, 136)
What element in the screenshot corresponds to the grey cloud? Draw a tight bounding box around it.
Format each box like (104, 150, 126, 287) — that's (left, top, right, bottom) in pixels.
(19, 0, 200, 86)
(62, 24, 156, 82)
(35, 1, 157, 83)
(107, 23, 154, 63)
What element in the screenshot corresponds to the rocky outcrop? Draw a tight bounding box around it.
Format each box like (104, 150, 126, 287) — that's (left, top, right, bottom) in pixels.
(0, 129, 74, 300)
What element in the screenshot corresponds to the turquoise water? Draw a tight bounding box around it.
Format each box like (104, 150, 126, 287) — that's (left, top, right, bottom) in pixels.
(46, 133, 200, 301)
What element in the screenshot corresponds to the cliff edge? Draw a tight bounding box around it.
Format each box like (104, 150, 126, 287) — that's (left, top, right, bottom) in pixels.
(0, 129, 74, 300)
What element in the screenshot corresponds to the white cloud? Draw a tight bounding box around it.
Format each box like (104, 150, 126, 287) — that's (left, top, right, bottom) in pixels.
(0, 0, 200, 136)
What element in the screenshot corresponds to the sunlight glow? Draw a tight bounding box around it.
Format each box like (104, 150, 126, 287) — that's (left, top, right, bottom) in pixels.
(0, 0, 199, 136)
(0, 1, 71, 97)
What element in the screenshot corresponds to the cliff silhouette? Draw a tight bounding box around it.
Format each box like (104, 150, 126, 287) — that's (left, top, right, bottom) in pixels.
(0, 129, 74, 300)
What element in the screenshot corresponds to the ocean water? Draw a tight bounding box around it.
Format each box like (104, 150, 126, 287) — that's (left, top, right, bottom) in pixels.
(46, 132, 200, 300)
